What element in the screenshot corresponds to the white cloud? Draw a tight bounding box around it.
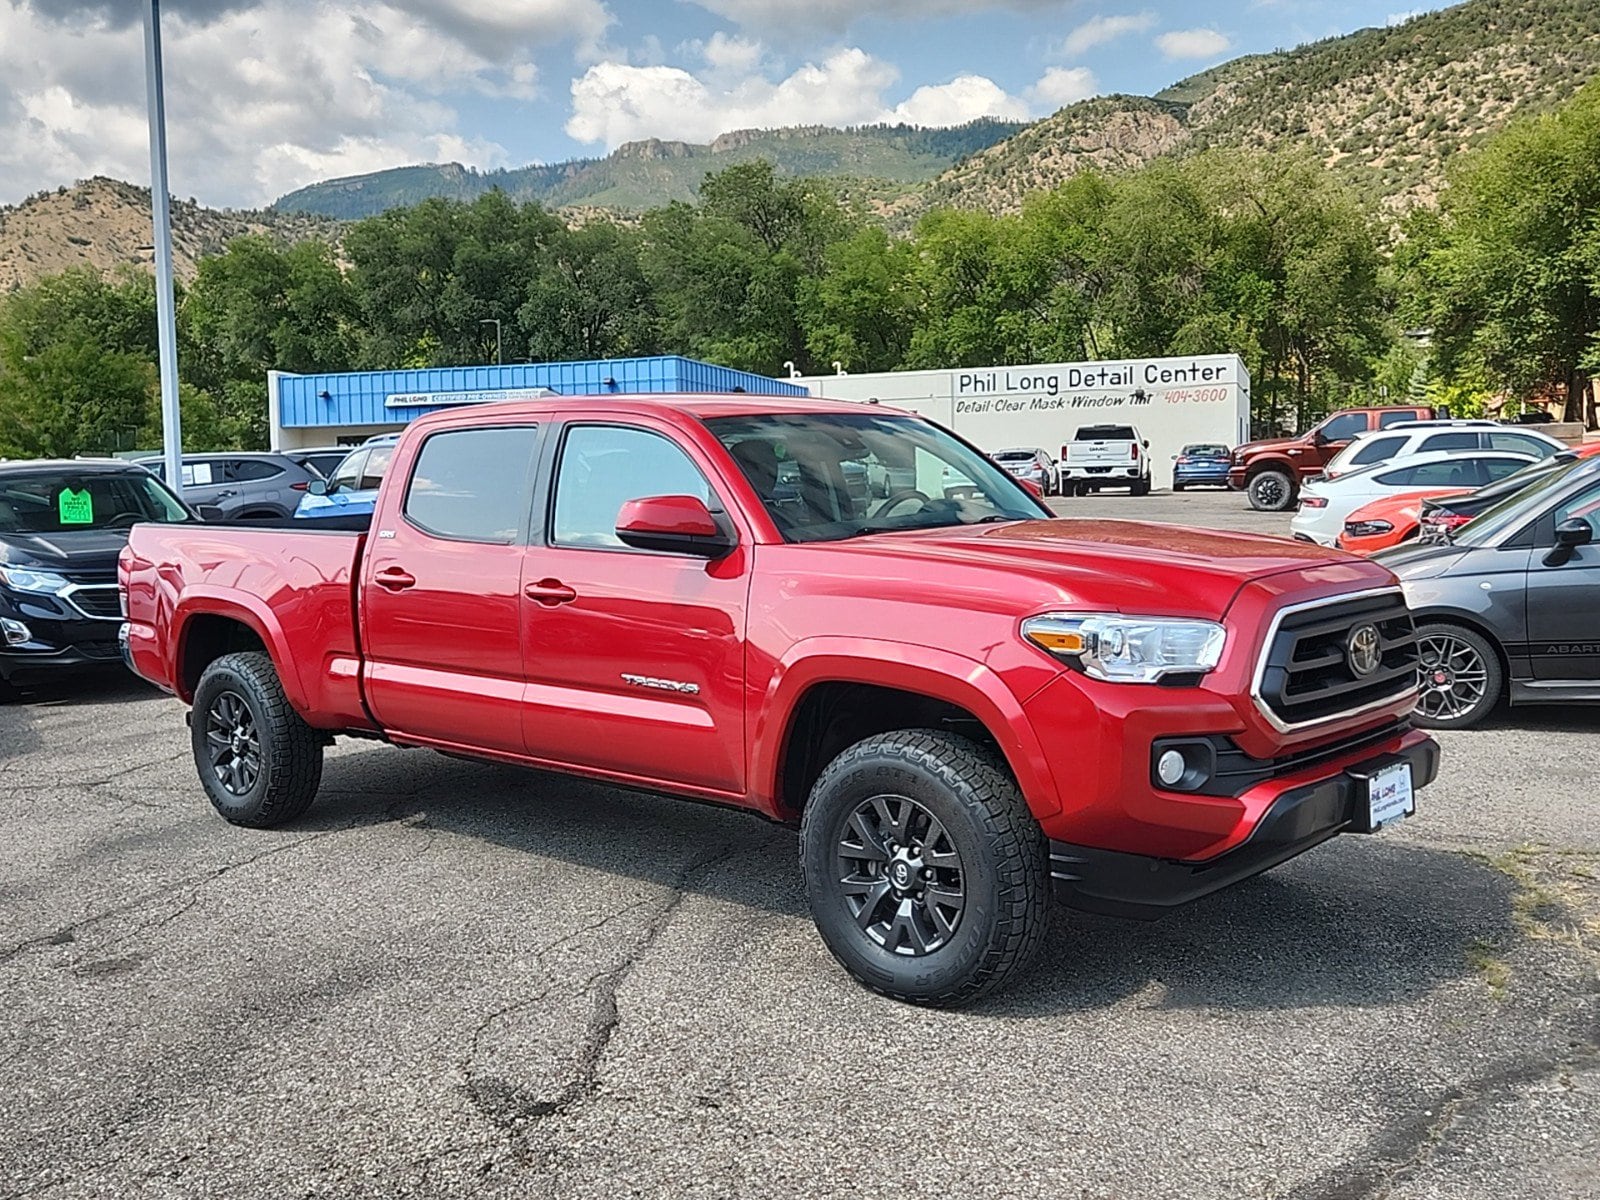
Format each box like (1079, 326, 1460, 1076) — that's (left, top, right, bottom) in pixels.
(566, 49, 901, 147)
(0, 0, 606, 206)
(1386, 10, 1424, 26)
(686, 0, 1068, 34)
(892, 76, 1032, 126)
(1029, 66, 1099, 110)
(1155, 28, 1232, 59)
(1058, 12, 1156, 57)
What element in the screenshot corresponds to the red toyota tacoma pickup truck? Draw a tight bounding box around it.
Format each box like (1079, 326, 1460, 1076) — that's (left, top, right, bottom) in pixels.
(121, 395, 1438, 1005)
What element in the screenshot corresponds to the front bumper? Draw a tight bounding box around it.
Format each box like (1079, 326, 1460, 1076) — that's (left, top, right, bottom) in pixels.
(1048, 734, 1439, 920)
(0, 589, 125, 683)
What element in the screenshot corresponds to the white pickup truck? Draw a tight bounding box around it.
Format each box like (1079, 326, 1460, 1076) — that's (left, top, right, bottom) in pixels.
(1060, 424, 1152, 496)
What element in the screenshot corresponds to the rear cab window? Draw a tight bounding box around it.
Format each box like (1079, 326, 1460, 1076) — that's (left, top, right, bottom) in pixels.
(403, 427, 539, 543)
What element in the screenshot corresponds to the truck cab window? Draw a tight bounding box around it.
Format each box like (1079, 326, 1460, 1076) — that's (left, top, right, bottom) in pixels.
(404, 427, 538, 543)
(553, 426, 714, 549)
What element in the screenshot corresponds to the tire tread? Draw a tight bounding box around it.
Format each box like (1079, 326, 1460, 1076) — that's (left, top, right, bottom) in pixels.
(194, 651, 323, 827)
(800, 728, 1048, 1007)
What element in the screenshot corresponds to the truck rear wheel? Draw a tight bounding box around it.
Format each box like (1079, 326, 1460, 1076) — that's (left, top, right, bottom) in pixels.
(191, 651, 323, 828)
(1131, 477, 1151, 497)
(799, 729, 1049, 1006)
(1247, 468, 1296, 512)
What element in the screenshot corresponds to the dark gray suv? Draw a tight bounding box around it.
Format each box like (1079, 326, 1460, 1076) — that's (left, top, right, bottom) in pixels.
(136, 453, 320, 521)
(1378, 453, 1600, 729)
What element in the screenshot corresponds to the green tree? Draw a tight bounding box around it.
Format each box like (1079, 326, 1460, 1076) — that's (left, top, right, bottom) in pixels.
(345, 192, 563, 367)
(518, 222, 659, 361)
(0, 335, 153, 458)
(1404, 77, 1600, 424)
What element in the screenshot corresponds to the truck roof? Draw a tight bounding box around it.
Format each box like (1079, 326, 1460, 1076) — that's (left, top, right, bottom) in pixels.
(404, 392, 890, 430)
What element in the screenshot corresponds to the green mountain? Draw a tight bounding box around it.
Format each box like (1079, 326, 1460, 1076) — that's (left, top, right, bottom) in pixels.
(922, 0, 1600, 216)
(271, 121, 1029, 219)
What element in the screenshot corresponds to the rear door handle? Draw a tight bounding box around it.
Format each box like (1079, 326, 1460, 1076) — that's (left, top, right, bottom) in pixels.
(524, 579, 577, 606)
(374, 567, 416, 591)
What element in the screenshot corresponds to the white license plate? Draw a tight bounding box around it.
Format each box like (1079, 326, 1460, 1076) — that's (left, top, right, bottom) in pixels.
(1367, 761, 1415, 829)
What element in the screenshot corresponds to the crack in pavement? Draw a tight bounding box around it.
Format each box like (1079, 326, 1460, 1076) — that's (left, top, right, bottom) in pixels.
(460, 831, 773, 1172)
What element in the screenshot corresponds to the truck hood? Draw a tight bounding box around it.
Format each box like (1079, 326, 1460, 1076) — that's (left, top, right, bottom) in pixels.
(835, 519, 1389, 619)
(0, 529, 130, 575)
(1234, 434, 1307, 458)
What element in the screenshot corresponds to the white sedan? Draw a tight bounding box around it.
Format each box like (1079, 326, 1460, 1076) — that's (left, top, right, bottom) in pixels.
(1290, 449, 1540, 546)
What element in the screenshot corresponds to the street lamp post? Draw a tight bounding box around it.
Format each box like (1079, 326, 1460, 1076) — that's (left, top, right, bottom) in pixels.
(479, 319, 503, 366)
(142, 0, 184, 494)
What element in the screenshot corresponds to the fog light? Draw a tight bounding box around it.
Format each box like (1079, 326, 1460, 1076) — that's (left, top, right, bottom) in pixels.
(1, 617, 31, 647)
(1156, 749, 1186, 787)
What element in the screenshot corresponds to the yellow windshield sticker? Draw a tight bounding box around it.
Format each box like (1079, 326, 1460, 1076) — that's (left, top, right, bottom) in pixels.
(58, 488, 94, 525)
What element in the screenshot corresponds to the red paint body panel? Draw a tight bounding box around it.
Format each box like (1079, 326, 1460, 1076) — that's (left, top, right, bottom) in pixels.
(1335, 488, 1469, 554)
(120, 524, 374, 731)
(124, 393, 1437, 879)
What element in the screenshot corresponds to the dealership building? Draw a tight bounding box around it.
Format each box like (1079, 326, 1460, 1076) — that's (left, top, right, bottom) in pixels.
(266, 356, 806, 451)
(796, 355, 1251, 491)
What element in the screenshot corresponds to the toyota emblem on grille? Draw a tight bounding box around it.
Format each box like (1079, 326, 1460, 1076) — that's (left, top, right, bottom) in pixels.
(1347, 624, 1383, 677)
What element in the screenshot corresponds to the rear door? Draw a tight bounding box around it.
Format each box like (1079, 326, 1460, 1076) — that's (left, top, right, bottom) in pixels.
(360, 421, 542, 753)
(1524, 475, 1600, 683)
(518, 419, 751, 797)
(225, 458, 290, 517)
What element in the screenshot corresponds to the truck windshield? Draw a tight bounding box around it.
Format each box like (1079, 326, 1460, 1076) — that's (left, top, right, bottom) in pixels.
(706, 412, 1047, 543)
(0, 469, 191, 533)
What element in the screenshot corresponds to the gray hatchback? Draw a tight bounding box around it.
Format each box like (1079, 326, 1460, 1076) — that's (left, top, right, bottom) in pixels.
(136, 453, 320, 521)
(1378, 453, 1600, 729)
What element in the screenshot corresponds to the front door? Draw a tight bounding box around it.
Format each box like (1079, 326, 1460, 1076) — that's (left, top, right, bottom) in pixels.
(360, 422, 541, 754)
(1525, 476, 1600, 683)
(519, 422, 750, 797)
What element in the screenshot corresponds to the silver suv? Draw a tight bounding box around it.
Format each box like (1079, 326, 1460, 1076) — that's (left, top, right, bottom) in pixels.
(136, 453, 322, 520)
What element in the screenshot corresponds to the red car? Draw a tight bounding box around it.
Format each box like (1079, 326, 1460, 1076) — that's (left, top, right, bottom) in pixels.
(1336, 488, 1470, 555)
(122, 394, 1438, 1005)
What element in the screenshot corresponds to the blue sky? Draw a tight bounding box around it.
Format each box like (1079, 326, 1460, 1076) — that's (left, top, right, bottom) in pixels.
(0, 0, 1447, 207)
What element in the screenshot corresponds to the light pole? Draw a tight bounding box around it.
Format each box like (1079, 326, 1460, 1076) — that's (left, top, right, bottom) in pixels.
(143, 0, 184, 493)
(479, 319, 502, 366)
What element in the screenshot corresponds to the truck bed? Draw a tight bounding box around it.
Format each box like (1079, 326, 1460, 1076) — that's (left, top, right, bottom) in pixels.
(121, 522, 376, 731)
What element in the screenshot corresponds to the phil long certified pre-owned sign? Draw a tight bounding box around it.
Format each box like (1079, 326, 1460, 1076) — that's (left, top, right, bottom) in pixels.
(385, 387, 558, 409)
(797, 354, 1251, 491)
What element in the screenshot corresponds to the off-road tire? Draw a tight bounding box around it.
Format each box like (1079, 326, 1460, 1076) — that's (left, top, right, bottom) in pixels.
(191, 651, 323, 828)
(800, 729, 1049, 1007)
(1247, 468, 1297, 512)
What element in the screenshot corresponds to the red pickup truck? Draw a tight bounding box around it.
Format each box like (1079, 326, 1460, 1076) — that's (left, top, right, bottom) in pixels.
(1229, 404, 1440, 511)
(121, 395, 1438, 1005)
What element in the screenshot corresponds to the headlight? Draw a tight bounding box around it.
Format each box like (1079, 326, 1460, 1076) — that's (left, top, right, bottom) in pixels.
(0, 566, 70, 595)
(1344, 520, 1394, 537)
(1022, 613, 1227, 683)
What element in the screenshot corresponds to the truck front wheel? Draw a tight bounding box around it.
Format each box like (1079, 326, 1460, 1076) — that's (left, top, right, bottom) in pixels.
(800, 729, 1049, 1006)
(1247, 468, 1297, 512)
(191, 651, 323, 828)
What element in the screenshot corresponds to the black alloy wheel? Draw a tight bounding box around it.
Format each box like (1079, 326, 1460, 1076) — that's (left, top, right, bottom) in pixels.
(836, 794, 967, 957)
(204, 690, 261, 796)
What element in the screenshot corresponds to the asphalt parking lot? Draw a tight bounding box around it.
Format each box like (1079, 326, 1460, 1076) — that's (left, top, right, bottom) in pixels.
(2, 490, 1597, 1199)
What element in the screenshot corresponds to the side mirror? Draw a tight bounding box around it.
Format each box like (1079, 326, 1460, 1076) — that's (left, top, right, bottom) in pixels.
(1142, 440, 1150, 449)
(195, 504, 226, 522)
(1310, 428, 1329, 445)
(1544, 517, 1593, 567)
(616, 495, 736, 558)
(306, 479, 328, 496)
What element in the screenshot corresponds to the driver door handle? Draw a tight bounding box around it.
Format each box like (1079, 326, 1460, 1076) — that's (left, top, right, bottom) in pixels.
(374, 567, 416, 591)
(524, 579, 578, 606)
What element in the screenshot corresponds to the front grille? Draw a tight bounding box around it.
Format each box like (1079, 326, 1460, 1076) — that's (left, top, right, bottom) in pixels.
(1255, 590, 1417, 728)
(65, 585, 124, 620)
